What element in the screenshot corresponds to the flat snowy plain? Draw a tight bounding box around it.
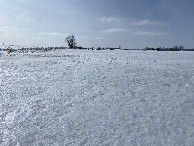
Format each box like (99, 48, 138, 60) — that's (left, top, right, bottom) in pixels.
(0, 50, 194, 146)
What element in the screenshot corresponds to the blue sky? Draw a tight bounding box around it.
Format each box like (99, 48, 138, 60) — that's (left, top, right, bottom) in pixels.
(0, 0, 194, 48)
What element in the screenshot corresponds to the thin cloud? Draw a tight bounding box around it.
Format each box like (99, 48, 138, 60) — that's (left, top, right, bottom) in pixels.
(99, 17, 120, 22)
(94, 37, 104, 40)
(102, 28, 127, 33)
(82, 36, 89, 39)
(39, 32, 68, 37)
(77, 36, 89, 39)
(133, 31, 168, 36)
(0, 25, 27, 35)
(132, 19, 160, 26)
(16, 12, 34, 23)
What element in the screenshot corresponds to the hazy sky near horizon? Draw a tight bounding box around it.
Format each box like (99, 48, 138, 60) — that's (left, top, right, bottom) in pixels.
(0, 0, 194, 48)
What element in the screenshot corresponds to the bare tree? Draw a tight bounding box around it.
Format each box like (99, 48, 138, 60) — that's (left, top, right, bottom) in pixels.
(65, 34, 76, 48)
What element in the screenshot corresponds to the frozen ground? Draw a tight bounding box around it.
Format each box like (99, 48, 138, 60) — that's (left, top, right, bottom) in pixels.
(0, 50, 194, 146)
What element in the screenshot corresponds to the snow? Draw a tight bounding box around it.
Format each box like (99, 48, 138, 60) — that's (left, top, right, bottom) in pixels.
(0, 50, 194, 146)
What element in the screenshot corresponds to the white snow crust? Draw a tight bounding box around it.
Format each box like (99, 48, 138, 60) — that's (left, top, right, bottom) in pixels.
(0, 50, 194, 146)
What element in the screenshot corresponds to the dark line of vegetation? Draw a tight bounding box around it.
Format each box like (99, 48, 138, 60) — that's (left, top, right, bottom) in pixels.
(144, 46, 194, 51)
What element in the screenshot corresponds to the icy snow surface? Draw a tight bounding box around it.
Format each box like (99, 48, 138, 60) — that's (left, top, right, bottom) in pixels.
(0, 50, 194, 146)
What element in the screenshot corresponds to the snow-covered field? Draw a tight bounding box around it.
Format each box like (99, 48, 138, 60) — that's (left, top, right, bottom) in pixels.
(1, 50, 194, 146)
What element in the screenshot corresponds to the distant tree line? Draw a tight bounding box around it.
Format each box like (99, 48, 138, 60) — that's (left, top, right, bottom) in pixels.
(144, 46, 194, 51)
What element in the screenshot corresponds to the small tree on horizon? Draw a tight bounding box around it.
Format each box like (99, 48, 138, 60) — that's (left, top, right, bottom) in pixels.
(179, 46, 184, 50)
(174, 46, 184, 51)
(65, 34, 76, 48)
